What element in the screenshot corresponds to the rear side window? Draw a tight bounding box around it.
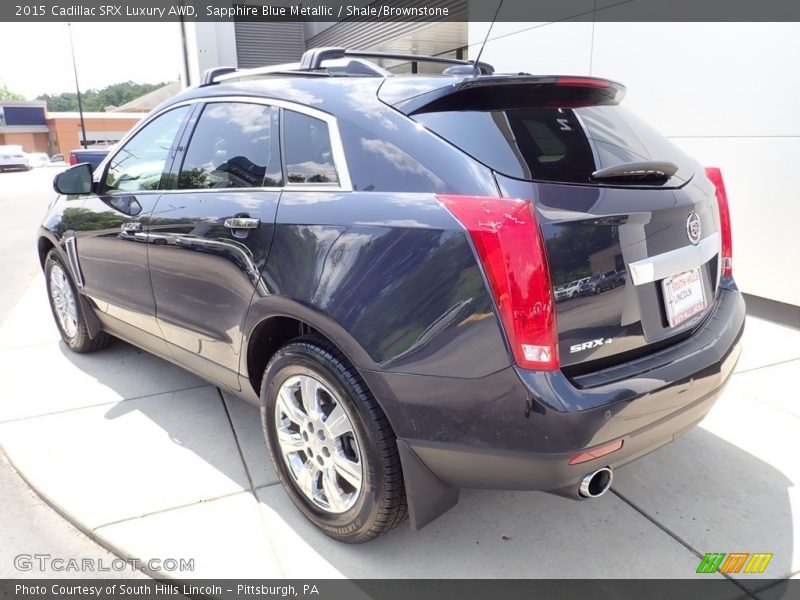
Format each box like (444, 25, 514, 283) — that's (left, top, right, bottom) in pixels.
(178, 102, 281, 190)
(283, 110, 338, 185)
(414, 106, 693, 186)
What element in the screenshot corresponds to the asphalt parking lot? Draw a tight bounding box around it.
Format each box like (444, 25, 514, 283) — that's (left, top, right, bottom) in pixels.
(0, 168, 798, 594)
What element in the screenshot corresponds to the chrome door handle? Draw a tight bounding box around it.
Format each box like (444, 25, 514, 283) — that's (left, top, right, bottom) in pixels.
(121, 221, 142, 232)
(224, 217, 260, 229)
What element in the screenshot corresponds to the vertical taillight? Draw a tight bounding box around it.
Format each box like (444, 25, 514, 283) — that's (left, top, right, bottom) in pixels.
(705, 167, 733, 278)
(69, 153, 78, 165)
(436, 195, 559, 370)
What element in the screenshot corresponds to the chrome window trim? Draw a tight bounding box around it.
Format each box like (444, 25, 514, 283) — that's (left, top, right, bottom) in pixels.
(107, 95, 353, 194)
(628, 232, 721, 286)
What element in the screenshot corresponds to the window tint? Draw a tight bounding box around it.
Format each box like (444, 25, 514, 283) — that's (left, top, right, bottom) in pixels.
(178, 102, 281, 190)
(414, 108, 594, 183)
(105, 106, 189, 192)
(284, 110, 338, 185)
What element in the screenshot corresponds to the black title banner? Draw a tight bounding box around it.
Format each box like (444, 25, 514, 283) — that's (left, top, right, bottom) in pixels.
(4, 0, 800, 22)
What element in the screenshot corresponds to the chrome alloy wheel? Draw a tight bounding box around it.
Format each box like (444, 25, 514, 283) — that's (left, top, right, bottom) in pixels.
(49, 264, 78, 339)
(274, 374, 363, 513)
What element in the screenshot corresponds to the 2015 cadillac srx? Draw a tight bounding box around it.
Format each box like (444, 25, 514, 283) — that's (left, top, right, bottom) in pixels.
(38, 48, 744, 543)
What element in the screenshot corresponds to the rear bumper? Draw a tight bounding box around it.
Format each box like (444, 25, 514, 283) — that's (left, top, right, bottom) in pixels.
(403, 364, 734, 495)
(363, 286, 745, 527)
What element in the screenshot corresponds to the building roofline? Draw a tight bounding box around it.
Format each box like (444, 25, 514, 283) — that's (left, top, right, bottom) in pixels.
(0, 100, 47, 108)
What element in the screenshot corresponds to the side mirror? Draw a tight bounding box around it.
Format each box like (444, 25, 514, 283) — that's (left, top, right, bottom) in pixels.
(54, 163, 93, 195)
(51, 154, 64, 163)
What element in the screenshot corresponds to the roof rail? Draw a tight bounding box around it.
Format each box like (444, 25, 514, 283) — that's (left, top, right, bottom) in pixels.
(301, 47, 494, 74)
(300, 47, 348, 70)
(203, 47, 496, 86)
(200, 66, 237, 86)
(345, 50, 494, 74)
(212, 61, 304, 84)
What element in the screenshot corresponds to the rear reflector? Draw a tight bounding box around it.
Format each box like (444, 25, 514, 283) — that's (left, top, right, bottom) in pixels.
(705, 167, 733, 278)
(569, 439, 624, 465)
(436, 195, 559, 370)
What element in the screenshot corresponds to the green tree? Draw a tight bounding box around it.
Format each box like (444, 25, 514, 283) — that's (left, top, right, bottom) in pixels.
(37, 80, 169, 112)
(36, 92, 75, 111)
(0, 83, 25, 101)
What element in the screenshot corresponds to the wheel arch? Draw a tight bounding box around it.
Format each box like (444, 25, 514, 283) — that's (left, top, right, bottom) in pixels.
(242, 296, 380, 402)
(37, 230, 60, 270)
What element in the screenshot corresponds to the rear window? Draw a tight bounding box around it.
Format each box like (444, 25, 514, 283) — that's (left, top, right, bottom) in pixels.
(413, 106, 693, 186)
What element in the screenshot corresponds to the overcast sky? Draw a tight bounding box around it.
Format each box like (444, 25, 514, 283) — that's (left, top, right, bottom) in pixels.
(0, 23, 183, 99)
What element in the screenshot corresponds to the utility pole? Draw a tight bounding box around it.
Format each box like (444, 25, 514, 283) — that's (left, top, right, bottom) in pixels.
(67, 23, 88, 149)
(179, 11, 192, 87)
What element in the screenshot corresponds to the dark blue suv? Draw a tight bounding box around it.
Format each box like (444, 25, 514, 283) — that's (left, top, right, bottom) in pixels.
(39, 48, 744, 543)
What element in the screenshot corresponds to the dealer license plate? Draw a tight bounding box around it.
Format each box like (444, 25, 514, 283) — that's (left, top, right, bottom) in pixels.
(662, 267, 707, 327)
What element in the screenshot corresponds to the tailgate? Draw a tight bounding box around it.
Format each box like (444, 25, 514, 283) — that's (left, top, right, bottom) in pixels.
(537, 180, 720, 371)
(406, 83, 724, 372)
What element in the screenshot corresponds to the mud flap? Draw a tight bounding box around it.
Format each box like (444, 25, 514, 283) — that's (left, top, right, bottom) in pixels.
(396, 439, 459, 530)
(77, 294, 103, 339)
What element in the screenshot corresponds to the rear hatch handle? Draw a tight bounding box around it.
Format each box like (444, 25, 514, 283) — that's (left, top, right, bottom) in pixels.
(591, 161, 679, 183)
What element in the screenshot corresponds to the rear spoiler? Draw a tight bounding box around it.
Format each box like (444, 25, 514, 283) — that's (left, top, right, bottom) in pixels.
(380, 75, 626, 115)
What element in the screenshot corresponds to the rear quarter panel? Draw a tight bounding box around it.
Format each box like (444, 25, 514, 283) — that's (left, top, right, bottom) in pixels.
(252, 191, 509, 379)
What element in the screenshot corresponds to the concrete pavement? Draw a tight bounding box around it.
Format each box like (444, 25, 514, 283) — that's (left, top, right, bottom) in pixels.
(0, 167, 62, 323)
(0, 450, 147, 580)
(0, 268, 798, 593)
(0, 167, 147, 579)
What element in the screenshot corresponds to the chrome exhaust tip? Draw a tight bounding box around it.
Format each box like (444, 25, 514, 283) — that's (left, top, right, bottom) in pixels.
(578, 467, 613, 498)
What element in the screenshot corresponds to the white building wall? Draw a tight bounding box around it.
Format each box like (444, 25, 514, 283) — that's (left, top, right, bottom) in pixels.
(184, 21, 238, 86)
(469, 22, 800, 307)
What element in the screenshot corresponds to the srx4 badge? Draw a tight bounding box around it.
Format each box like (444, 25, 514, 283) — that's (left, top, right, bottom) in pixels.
(570, 338, 614, 353)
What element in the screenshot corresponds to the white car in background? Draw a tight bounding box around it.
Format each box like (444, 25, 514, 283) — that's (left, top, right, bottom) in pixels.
(26, 152, 66, 167)
(27, 152, 52, 167)
(555, 277, 590, 302)
(0, 145, 31, 171)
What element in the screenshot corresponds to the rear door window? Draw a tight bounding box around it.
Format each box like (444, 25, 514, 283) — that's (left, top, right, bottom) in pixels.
(283, 110, 339, 185)
(177, 102, 281, 189)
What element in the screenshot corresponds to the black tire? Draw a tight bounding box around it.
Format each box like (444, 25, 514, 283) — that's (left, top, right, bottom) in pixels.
(44, 249, 110, 353)
(260, 335, 407, 543)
